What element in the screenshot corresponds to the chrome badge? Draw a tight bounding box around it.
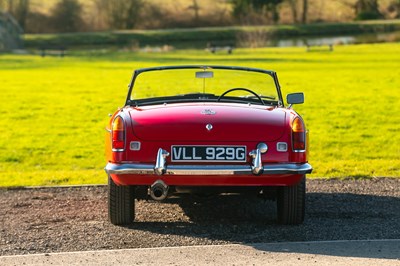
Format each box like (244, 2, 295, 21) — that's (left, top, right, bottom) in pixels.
(206, 124, 213, 131)
(201, 109, 216, 115)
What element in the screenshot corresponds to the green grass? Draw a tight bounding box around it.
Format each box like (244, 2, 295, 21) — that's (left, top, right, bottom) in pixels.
(0, 42, 399, 186)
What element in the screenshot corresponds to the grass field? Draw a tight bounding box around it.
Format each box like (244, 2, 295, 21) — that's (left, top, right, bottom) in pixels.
(0, 42, 399, 186)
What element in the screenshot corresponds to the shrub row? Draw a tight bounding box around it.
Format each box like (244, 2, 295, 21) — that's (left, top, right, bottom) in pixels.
(23, 20, 400, 49)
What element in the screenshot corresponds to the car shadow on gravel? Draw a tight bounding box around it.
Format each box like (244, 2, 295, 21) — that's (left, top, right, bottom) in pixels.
(249, 239, 400, 260)
(127, 192, 400, 260)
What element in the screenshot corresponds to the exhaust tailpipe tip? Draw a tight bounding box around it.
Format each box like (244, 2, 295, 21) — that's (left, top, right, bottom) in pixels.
(150, 180, 169, 201)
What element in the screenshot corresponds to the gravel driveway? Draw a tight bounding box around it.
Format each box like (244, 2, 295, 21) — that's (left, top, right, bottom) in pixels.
(1, 178, 399, 256)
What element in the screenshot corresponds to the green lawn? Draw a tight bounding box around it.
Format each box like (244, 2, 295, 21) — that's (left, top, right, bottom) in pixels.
(0, 42, 399, 186)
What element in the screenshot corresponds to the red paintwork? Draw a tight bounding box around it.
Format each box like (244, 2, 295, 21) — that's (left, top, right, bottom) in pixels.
(129, 103, 286, 142)
(106, 102, 308, 187)
(110, 173, 304, 187)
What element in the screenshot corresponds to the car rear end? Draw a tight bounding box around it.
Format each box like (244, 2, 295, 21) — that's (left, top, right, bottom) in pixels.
(105, 66, 312, 225)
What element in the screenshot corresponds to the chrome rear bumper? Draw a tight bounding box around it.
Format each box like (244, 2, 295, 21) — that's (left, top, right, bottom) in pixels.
(105, 162, 312, 176)
(105, 148, 312, 176)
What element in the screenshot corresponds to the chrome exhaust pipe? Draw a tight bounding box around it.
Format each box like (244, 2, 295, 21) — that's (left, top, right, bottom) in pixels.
(150, 180, 169, 201)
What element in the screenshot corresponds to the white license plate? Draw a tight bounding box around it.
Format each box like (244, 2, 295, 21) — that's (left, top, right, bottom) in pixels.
(171, 146, 247, 162)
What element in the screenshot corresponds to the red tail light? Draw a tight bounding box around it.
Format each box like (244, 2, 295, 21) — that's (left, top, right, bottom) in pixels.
(292, 117, 306, 151)
(112, 116, 125, 150)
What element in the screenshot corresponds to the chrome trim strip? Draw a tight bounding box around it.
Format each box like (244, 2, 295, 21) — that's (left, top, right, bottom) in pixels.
(105, 162, 313, 176)
(112, 149, 125, 152)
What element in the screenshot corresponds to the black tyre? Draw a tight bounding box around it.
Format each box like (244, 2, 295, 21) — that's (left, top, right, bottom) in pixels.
(108, 176, 135, 225)
(277, 175, 306, 225)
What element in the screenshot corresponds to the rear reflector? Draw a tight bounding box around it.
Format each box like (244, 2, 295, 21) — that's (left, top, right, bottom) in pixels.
(277, 142, 288, 152)
(130, 141, 141, 151)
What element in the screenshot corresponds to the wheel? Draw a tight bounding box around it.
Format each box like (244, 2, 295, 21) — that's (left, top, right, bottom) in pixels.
(277, 175, 306, 225)
(108, 176, 135, 225)
(217, 88, 264, 105)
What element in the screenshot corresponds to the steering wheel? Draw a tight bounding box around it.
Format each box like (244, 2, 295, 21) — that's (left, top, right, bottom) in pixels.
(217, 88, 264, 105)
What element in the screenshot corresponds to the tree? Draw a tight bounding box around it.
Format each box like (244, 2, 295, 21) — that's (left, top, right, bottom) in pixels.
(51, 0, 84, 32)
(355, 0, 382, 19)
(286, 0, 298, 23)
(388, 0, 400, 18)
(286, 0, 308, 24)
(106, 0, 143, 29)
(338, 0, 382, 20)
(301, 0, 308, 23)
(0, 0, 29, 30)
(231, 0, 283, 24)
(231, 0, 252, 20)
(188, 0, 200, 22)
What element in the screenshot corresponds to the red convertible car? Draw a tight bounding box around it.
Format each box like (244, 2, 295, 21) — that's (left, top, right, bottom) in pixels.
(105, 65, 312, 225)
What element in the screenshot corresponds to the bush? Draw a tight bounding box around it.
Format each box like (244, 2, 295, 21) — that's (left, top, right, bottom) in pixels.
(50, 0, 85, 33)
(355, 11, 383, 20)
